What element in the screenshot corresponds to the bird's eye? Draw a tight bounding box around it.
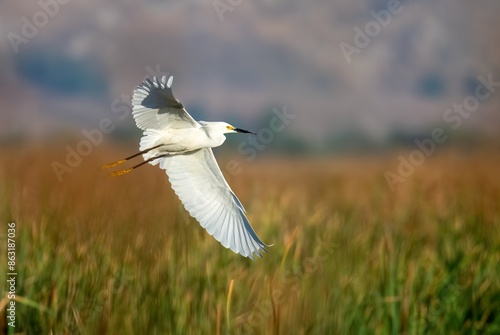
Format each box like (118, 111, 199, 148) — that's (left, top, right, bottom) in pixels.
(226, 126, 233, 130)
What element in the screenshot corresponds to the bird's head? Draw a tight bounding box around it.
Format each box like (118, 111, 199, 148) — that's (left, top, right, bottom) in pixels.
(222, 122, 256, 135)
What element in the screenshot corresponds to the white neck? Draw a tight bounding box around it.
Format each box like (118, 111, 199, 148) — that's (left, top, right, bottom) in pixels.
(202, 124, 227, 148)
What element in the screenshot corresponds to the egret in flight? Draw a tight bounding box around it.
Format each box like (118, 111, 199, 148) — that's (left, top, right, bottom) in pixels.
(103, 75, 268, 259)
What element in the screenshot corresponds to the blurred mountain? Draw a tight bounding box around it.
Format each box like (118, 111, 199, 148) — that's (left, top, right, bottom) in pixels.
(0, 0, 499, 143)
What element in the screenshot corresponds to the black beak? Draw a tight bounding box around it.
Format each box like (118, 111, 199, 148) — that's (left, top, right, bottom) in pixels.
(234, 128, 256, 135)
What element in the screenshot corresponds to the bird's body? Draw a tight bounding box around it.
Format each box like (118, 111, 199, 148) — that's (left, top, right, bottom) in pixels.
(104, 75, 268, 259)
(140, 123, 229, 159)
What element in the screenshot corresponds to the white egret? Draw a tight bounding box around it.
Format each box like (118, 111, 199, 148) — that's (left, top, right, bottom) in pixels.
(103, 75, 268, 259)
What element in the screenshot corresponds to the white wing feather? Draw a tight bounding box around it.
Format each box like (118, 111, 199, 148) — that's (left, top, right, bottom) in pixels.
(158, 148, 267, 259)
(132, 75, 199, 130)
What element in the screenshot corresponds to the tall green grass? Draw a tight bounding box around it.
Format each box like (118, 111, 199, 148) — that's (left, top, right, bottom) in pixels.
(1, 145, 499, 334)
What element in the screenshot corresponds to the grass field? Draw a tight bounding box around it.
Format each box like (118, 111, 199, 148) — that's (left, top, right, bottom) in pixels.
(1, 144, 499, 334)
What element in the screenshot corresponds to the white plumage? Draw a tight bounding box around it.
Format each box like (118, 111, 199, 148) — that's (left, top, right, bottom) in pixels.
(106, 75, 268, 259)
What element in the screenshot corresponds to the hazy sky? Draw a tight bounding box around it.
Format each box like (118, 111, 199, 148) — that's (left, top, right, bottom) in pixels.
(1, 0, 499, 141)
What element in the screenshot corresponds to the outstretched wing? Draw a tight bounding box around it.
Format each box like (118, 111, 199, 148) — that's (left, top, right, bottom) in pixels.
(132, 75, 199, 130)
(159, 148, 268, 259)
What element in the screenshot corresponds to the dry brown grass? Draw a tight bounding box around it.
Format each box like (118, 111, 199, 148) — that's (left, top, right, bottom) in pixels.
(1, 142, 499, 334)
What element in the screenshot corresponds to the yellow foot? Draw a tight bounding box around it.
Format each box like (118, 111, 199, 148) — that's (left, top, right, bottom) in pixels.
(102, 160, 127, 169)
(111, 168, 133, 177)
